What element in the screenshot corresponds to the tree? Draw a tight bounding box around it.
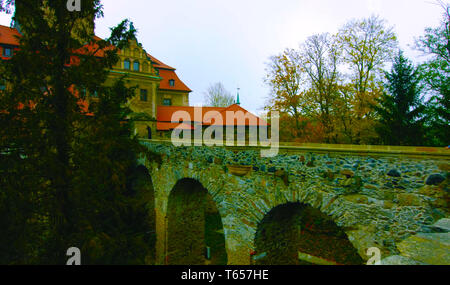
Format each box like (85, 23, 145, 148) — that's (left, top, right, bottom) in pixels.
(0, 0, 14, 12)
(0, 0, 154, 264)
(264, 48, 309, 134)
(300, 33, 341, 143)
(416, 2, 450, 146)
(337, 15, 398, 144)
(204, 82, 235, 107)
(374, 51, 425, 146)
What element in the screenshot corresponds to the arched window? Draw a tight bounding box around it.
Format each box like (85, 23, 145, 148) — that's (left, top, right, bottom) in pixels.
(133, 60, 140, 71)
(124, 59, 131, 70)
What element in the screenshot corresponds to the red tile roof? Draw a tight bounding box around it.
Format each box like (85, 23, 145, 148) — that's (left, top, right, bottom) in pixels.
(157, 105, 267, 127)
(147, 53, 191, 93)
(157, 106, 225, 123)
(157, 68, 192, 92)
(0, 24, 20, 46)
(211, 104, 268, 126)
(147, 54, 175, 70)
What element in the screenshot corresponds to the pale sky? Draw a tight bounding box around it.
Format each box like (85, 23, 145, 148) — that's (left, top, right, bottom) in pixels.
(0, 0, 446, 114)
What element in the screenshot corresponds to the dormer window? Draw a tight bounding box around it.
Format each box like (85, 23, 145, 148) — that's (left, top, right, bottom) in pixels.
(169, 79, 175, 87)
(124, 59, 131, 70)
(3, 47, 12, 57)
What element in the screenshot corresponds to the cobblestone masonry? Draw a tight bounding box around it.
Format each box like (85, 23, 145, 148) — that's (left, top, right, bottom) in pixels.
(138, 140, 450, 265)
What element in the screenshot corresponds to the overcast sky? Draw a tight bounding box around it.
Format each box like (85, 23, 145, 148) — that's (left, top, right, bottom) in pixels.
(0, 0, 446, 114)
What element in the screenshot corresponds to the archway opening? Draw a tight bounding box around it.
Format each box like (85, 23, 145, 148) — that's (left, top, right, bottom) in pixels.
(128, 165, 156, 264)
(254, 202, 363, 265)
(167, 178, 227, 265)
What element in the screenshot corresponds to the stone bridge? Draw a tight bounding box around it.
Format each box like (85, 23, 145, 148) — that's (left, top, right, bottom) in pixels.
(135, 140, 449, 265)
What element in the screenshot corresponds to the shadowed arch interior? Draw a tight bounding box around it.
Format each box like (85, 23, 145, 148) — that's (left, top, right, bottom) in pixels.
(254, 202, 363, 265)
(128, 165, 156, 264)
(166, 178, 227, 265)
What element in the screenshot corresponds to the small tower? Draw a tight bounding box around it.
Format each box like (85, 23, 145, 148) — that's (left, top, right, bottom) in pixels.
(236, 88, 241, 105)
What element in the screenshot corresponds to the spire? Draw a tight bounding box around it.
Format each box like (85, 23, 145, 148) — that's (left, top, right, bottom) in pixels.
(236, 88, 241, 105)
(12, 10, 22, 35)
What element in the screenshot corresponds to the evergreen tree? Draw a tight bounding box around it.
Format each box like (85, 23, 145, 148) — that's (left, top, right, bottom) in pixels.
(374, 51, 425, 146)
(0, 1, 156, 264)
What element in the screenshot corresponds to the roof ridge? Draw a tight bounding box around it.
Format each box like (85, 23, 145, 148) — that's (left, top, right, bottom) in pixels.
(147, 53, 175, 70)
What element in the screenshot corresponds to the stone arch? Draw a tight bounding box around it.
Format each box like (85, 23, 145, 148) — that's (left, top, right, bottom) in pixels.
(129, 164, 156, 264)
(253, 202, 363, 265)
(166, 178, 227, 265)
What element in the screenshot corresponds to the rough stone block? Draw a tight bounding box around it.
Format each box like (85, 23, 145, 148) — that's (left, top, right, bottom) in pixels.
(343, 194, 369, 204)
(380, 255, 425, 265)
(397, 232, 450, 265)
(431, 218, 450, 232)
(397, 193, 427, 207)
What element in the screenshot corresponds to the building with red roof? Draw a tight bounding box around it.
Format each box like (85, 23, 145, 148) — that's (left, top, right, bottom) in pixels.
(1, 23, 265, 140)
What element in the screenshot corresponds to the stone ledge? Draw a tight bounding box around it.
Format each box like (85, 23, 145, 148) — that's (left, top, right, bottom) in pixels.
(140, 139, 450, 159)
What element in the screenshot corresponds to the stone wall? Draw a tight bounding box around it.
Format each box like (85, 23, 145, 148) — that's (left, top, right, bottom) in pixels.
(139, 141, 449, 265)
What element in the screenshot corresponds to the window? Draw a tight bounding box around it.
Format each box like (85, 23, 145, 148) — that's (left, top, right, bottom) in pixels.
(163, 98, 172, 106)
(3, 47, 12, 57)
(142, 62, 149, 73)
(133, 61, 140, 71)
(140, 89, 148, 102)
(169, 79, 175, 87)
(91, 91, 99, 98)
(0, 81, 5, 91)
(124, 59, 131, 70)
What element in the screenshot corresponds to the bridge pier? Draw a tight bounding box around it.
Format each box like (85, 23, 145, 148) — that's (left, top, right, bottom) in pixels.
(155, 202, 168, 265)
(224, 238, 252, 265)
